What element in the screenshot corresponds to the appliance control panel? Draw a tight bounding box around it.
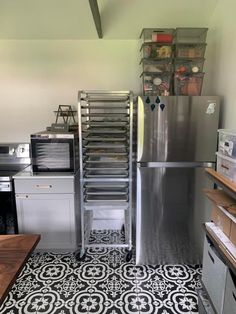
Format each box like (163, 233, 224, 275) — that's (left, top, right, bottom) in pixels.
(0, 143, 30, 159)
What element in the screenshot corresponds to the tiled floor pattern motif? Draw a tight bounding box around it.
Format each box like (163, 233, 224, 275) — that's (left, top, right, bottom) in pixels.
(0, 232, 202, 314)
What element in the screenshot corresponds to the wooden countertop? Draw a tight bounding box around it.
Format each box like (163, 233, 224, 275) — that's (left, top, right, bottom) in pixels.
(0, 234, 40, 306)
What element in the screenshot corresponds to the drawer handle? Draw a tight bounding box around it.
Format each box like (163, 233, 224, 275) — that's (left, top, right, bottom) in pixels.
(221, 164, 229, 170)
(233, 292, 236, 302)
(16, 195, 29, 199)
(35, 185, 52, 189)
(208, 251, 215, 264)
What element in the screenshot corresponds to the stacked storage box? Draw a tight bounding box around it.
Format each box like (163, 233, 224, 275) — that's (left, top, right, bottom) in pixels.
(174, 27, 208, 95)
(140, 28, 174, 96)
(217, 129, 236, 183)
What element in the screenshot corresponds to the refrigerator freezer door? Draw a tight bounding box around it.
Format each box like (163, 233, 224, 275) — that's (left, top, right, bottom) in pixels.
(137, 96, 220, 162)
(136, 165, 213, 265)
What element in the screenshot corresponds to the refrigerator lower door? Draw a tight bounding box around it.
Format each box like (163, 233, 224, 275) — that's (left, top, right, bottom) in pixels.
(136, 164, 214, 265)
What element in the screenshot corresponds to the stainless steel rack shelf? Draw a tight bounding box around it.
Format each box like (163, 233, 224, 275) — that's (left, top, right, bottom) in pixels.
(76, 90, 133, 262)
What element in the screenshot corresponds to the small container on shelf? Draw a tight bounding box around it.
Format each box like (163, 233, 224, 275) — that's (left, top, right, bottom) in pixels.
(174, 72, 204, 95)
(218, 129, 236, 158)
(141, 58, 172, 73)
(141, 43, 173, 59)
(216, 151, 236, 183)
(175, 27, 208, 43)
(175, 43, 206, 58)
(174, 58, 205, 74)
(140, 28, 175, 43)
(141, 72, 172, 96)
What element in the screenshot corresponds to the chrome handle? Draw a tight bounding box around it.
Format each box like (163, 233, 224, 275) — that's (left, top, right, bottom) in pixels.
(208, 251, 215, 264)
(35, 184, 52, 189)
(16, 195, 29, 199)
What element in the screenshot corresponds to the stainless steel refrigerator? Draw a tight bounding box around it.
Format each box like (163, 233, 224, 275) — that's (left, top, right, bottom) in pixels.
(136, 96, 220, 265)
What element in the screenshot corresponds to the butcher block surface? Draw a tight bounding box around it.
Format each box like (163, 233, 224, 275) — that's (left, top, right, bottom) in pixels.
(0, 234, 40, 305)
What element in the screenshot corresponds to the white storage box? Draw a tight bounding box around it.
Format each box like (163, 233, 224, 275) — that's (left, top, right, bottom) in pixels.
(216, 152, 236, 182)
(218, 129, 236, 158)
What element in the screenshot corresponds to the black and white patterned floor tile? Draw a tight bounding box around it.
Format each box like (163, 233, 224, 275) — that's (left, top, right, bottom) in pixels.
(0, 231, 202, 314)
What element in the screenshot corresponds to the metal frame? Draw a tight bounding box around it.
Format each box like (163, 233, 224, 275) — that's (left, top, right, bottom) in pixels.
(78, 90, 133, 258)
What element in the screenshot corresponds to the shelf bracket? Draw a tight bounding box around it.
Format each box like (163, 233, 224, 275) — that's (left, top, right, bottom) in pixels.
(89, 0, 103, 39)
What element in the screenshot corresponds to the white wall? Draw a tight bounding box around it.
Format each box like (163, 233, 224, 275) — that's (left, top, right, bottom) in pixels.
(0, 40, 139, 142)
(1, 0, 235, 142)
(204, 0, 236, 128)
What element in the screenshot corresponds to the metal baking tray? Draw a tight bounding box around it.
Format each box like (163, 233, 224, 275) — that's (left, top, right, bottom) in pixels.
(81, 105, 130, 110)
(82, 113, 129, 117)
(84, 163, 128, 171)
(85, 172, 128, 178)
(85, 127, 127, 134)
(82, 121, 128, 127)
(84, 195, 128, 202)
(85, 187, 128, 195)
(84, 182, 128, 189)
(85, 151, 128, 156)
(85, 168, 128, 174)
(81, 95, 129, 103)
(83, 135, 127, 142)
(84, 142, 127, 149)
(85, 156, 129, 163)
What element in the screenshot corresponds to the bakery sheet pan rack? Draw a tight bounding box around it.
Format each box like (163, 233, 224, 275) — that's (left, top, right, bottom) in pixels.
(76, 90, 133, 262)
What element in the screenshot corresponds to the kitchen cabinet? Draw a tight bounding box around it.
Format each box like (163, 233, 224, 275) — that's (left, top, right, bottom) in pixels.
(14, 170, 80, 251)
(201, 235, 228, 313)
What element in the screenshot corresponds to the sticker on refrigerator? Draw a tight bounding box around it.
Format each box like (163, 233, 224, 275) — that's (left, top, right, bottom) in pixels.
(206, 103, 216, 114)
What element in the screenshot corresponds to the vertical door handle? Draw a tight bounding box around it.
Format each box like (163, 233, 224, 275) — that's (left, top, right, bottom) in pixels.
(208, 251, 215, 264)
(232, 292, 236, 302)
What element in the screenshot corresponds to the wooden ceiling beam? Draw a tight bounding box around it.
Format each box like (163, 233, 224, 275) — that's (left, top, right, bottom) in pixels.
(89, 0, 103, 39)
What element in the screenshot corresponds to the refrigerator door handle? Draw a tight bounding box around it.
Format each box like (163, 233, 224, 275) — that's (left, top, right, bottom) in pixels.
(137, 162, 215, 168)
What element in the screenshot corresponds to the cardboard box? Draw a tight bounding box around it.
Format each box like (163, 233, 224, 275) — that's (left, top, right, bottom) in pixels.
(204, 188, 236, 207)
(205, 188, 236, 246)
(211, 206, 232, 238)
(229, 220, 236, 246)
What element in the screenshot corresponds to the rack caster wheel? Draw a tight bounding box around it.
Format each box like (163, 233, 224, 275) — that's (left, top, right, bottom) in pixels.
(74, 250, 86, 262)
(126, 250, 132, 262)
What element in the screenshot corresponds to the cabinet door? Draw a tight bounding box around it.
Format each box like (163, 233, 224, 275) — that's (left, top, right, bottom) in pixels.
(223, 269, 236, 314)
(16, 194, 77, 250)
(201, 236, 227, 314)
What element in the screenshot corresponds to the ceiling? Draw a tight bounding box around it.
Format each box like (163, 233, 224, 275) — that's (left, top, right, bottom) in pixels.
(0, 0, 219, 39)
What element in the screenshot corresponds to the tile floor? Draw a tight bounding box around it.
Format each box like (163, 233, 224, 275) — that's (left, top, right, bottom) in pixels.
(0, 231, 202, 314)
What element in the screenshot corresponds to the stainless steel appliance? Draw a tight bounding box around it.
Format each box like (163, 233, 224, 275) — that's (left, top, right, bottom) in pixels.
(0, 143, 30, 234)
(30, 131, 79, 173)
(136, 96, 220, 265)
